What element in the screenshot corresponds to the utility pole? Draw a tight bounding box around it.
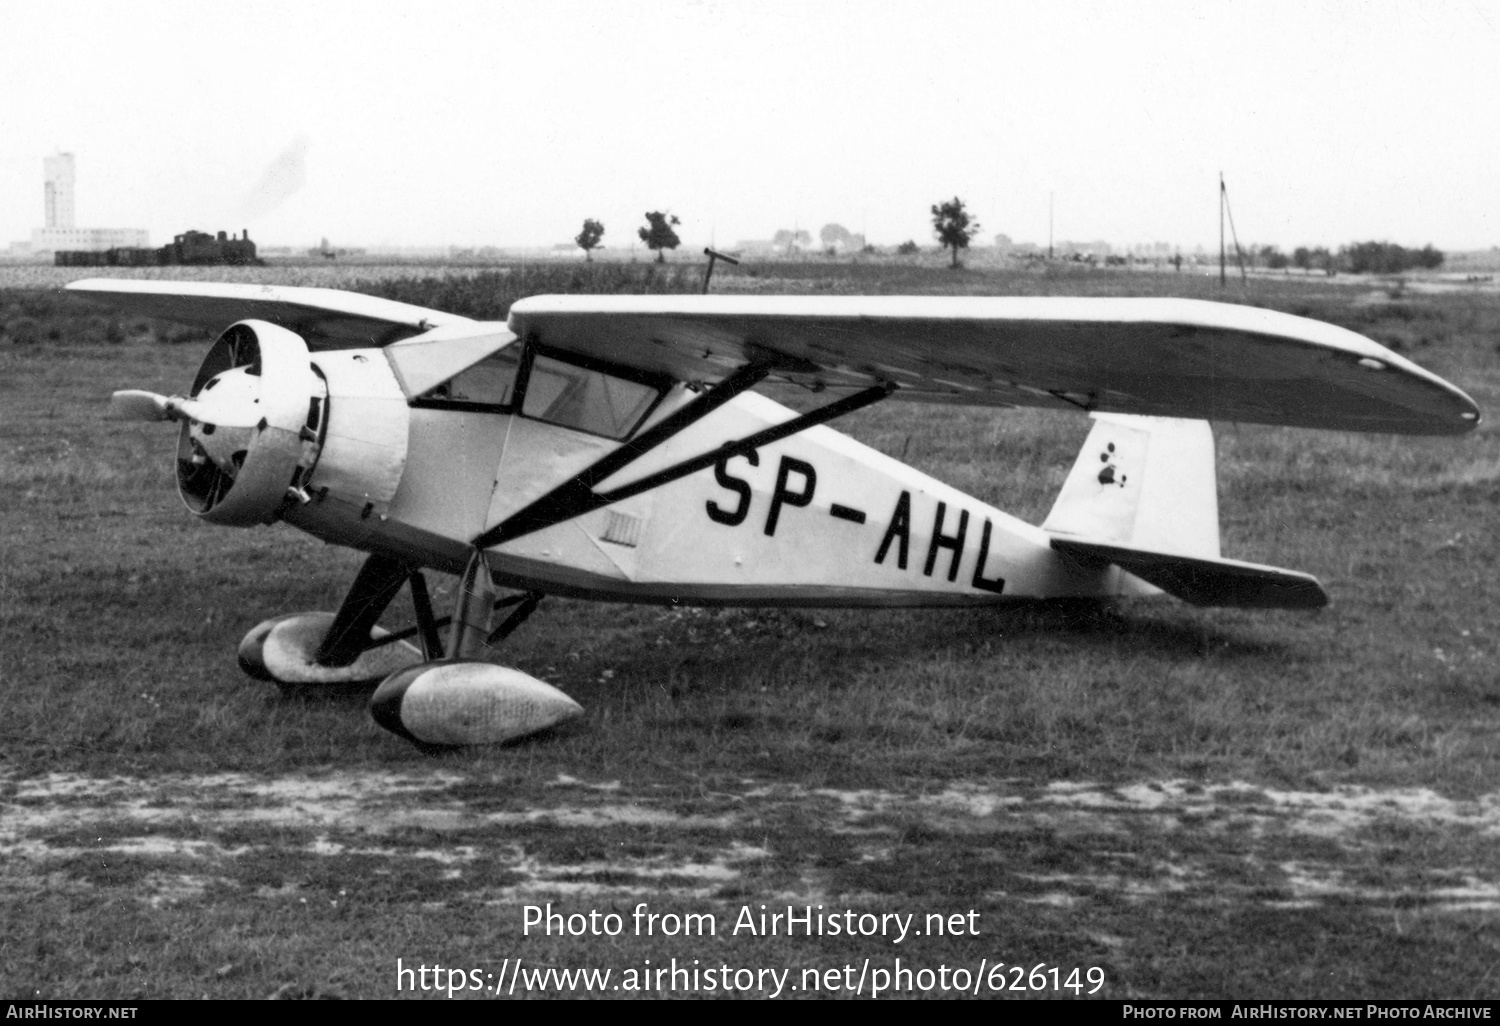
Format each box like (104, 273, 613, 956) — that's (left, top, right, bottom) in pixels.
(1219, 172, 1226, 287)
(1219, 174, 1248, 286)
(1048, 191, 1054, 261)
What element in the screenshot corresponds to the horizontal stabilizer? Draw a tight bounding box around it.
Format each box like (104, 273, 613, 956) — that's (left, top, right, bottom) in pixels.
(1050, 538, 1328, 610)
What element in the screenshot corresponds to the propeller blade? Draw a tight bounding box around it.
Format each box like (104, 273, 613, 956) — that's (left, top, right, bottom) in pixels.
(173, 396, 265, 430)
(108, 390, 264, 430)
(109, 390, 173, 421)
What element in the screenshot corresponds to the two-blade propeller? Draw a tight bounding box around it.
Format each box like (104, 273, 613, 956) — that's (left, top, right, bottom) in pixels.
(110, 367, 269, 485)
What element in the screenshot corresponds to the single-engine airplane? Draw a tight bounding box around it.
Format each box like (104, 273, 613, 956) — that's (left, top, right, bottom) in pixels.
(77, 278, 1480, 747)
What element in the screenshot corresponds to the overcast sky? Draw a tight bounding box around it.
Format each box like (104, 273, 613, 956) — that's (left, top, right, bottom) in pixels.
(3, 0, 1498, 253)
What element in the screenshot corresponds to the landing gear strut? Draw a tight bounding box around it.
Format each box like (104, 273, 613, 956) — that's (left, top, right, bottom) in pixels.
(235, 550, 575, 746)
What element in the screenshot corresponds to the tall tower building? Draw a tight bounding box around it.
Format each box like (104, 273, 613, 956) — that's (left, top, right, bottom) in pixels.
(44, 151, 76, 230)
(15, 151, 147, 256)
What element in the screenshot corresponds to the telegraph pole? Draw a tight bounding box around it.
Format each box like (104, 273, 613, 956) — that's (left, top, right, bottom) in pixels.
(1219, 172, 1226, 287)
(1048, 191, 1054, 261)
(1219, 174, 1248, 286)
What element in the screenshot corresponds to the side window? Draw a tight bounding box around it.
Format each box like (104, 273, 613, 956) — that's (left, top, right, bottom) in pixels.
(419, 348, 520, 408)
(521, 354, 662, 439)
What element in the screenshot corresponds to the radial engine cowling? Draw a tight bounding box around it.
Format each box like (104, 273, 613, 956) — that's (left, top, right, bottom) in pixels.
(176, 320, 325, 526)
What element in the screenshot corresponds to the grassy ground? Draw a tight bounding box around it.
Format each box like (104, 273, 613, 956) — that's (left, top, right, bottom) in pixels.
(2, 261, 1498, 999)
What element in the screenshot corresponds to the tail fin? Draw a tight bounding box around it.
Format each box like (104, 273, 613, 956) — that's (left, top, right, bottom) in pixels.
(1042, 414, 1327, 609)
(1042, 413, 1219, 558)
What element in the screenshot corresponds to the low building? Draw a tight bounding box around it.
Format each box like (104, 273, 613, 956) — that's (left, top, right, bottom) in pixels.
(31, 226, 150, 253)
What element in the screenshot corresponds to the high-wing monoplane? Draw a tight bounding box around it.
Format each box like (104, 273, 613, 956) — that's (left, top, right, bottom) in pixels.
(76, 278, 1480, 747)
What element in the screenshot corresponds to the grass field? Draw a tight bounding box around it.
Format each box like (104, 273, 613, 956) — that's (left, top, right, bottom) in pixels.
(2, 260, 1499, 999)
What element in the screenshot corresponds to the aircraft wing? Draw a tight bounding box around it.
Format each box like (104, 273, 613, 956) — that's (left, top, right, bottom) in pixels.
(508, 294, 1480, 435)
(67, 278, 472, 349)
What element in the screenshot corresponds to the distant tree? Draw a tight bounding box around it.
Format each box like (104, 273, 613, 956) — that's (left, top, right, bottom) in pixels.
(819, 223, 853, 254)
(575, 218, 605, 261)
(1339, 240, 1443, 275)
(1415, 244, 1445, 270)
(930, 196, 980, 268)
(1342, 241, 1391, 274)
(896, 240, 920, 256)
(1258, 244, 1289, 270)
(1293, 245, 1336, 275)
(772, 228, 812, 254)
(638, 211, 681, 262)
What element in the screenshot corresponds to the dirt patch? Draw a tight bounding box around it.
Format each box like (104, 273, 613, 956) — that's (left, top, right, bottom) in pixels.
(4, 771, 1497, 911)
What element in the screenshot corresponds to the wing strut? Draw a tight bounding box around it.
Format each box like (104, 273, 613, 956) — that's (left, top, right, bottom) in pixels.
(473, 370, 898, 550)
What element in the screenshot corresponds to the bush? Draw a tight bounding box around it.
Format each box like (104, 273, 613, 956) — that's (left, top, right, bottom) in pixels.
(6, 316, 41, 345)
(1341, 241, 1444, 274)
(163, 323, 209, 345)
(17, 293, 61, 319)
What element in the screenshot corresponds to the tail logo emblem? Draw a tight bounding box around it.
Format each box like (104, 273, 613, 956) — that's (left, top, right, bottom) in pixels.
(1097, 442, 1127, 487)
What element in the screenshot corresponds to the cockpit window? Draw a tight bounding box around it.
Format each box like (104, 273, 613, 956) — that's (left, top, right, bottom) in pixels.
(416, 347, 520, 409)
(413, 346, 666, 439)
(521, 354, 663, 439)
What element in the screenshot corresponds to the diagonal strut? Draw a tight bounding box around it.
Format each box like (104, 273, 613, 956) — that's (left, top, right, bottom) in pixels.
(472, 371, 895, 550)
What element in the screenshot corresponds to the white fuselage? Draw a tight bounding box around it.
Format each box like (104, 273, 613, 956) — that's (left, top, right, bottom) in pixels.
(282, 363, 1124, 607)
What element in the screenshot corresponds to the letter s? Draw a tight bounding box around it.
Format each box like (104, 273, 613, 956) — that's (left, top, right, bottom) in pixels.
(706, 450, 759, 526)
